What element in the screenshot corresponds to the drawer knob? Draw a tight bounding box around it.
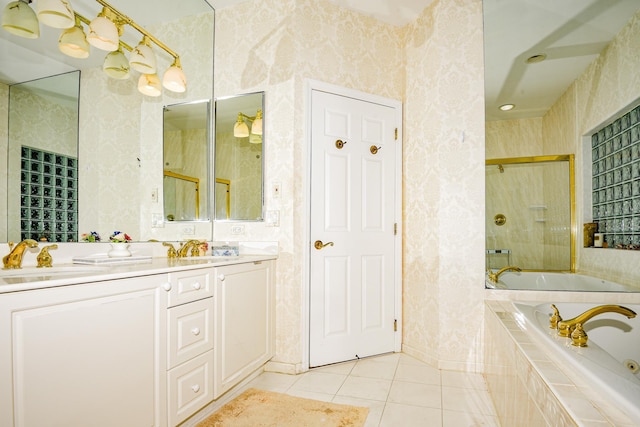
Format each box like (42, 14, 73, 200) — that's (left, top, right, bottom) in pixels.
(162, 282, 172, 291)
(218, 274, 225, 282)
(191, 327, 200, 336)
(192, 282, 202, 290)
(191, 384, 200, 393)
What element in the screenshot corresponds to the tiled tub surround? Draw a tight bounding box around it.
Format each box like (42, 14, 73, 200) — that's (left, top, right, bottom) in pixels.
(485, 300, 640, 426)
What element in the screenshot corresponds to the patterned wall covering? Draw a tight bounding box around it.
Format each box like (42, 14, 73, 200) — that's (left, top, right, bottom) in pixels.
(215, 0, 486, 372)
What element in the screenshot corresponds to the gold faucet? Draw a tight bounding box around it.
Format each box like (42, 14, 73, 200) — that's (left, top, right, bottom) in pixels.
(36, 244, 58, 268)
(162, 242, 178, 258)
(487, 266, 521, 283)
(2, 239, 39, 269)
(177, 240, 203, 258)
(556, 304, 637, 337)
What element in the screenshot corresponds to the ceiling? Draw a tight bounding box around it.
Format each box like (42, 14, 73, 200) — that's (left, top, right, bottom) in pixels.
(1, 0, 638, 122)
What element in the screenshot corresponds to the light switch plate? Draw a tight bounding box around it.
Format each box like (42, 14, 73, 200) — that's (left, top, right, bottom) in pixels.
(265, 210, 280, 227)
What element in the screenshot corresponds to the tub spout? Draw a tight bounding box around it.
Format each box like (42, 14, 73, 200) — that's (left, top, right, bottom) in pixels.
(487, 266, 521, 284)
(557, 304, 637, 337)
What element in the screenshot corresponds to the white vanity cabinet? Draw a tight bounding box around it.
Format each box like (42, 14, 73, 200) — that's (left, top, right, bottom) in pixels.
(164, 269, 215, 427)
(0, 275, 167, 427)
(213, 260, 275, 398)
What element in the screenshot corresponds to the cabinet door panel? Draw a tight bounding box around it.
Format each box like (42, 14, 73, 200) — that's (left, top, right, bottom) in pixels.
(1, 277, 165, 427)
(168, 297, 214, 368)
(214, 261, 274, 398)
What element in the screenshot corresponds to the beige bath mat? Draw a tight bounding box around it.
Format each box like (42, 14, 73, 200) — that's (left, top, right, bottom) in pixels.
(196, 388, 368, 427)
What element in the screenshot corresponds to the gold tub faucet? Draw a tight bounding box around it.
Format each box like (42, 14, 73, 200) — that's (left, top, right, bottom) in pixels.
(2, 239, 39, 269)
(556, 304, 637, 337)
(487, 266, 521, 283)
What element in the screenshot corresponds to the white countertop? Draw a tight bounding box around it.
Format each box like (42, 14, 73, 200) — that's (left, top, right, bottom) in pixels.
(0, 241, 278, 294)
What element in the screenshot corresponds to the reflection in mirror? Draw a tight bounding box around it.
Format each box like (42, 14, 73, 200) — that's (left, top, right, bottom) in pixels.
(214, 92, 264, 221)
(1, 0, 214, 242)
(163, 100, 210, 222)
(486, 155, 575, 274)
(6, 71, 80, 243)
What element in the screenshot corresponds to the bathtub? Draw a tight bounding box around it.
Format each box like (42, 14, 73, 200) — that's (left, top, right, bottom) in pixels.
(486, 270, 637, 292)
(514, 301, 640, 423)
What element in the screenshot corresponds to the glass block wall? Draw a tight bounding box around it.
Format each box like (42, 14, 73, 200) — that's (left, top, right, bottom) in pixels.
(20, 146, 78, 242)
(591, 105, 640, 248)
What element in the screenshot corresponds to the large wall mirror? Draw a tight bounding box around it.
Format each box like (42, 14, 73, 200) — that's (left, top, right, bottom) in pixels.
(163, 100, 210, 222)
(0, 0, 214, 242)
(484, 1, 640, 290)
(214, 92, 264, 221)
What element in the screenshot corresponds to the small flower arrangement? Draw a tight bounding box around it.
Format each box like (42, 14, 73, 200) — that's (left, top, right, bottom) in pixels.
(81, 231, 101, 242)
(109, 231, 132, 243)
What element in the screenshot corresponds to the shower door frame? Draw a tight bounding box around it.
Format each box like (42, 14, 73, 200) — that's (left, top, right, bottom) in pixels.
(486, 154, 576, 272)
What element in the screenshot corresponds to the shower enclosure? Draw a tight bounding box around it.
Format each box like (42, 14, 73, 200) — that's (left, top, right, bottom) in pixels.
(485, 155, 575, 271)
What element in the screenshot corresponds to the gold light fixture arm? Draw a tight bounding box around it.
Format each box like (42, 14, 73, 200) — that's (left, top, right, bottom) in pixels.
(92, 0, 179, 61)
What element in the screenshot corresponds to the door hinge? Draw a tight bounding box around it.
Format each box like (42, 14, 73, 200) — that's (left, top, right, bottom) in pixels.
(394, 223, 397, 235)
(394, 319, 398, 331)
(394, 128, 398, 140)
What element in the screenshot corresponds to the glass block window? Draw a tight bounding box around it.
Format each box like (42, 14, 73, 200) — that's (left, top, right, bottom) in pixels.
(591, 105, 640, 248)
(20, 146, 78, 242)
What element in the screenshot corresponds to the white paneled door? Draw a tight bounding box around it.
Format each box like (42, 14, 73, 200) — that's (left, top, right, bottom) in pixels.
(309, 89, 399, 367)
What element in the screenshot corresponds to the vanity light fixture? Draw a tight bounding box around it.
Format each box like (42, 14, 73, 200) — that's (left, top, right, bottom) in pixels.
(103, 47, 130, 79)
(234, 109, 263, 143)
(87, 7, 119, 51)
(36, 0, 74, 29)
(129, 35, 157, 73)
(499, 104, 515, 111)
(1, 0, 39, 39)
(138, 73, 162, 97)
(58, 15, 89, 58)
(2, 0, 187, 96)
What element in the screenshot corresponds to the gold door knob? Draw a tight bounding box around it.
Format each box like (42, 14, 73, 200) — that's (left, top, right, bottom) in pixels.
(314, 240, 334, 250)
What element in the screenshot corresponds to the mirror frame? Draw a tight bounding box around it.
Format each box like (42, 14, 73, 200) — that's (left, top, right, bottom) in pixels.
(485, 154, 576, 273)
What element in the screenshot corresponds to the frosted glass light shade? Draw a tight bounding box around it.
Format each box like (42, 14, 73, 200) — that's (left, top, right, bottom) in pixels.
(138, 73, 161, 97)
(162, 64, 186, 93)
(251, 110, 263, 135)
(103, 49, 130, 79)
(1, 0, 39, 39)
(233, 114, 249, 138)
(58, 23, 89, 58)
(87, 9, 118, 51)
(129, 36, 157, 73)
(37, 0, 74, 29)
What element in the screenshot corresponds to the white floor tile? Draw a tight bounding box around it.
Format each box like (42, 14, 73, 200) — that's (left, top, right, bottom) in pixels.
(244, 353, 500, 427)
(336, 376, 393, 401)
(379, 402, 442, 427)
(387, 380, 442, 408)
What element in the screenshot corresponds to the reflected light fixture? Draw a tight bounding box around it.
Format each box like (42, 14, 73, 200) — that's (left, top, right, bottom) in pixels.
(233, 109, 263, 143)
(1, 0, 39, 39)
(499, 104, 515, 111)
(138, 73, 162, 97)
(37, 0, 74, 29)
(2, 0, 186, 96)
(87, 7, 118, 51)
(129, 35, 157, 73)
(58, 15, 89, 58)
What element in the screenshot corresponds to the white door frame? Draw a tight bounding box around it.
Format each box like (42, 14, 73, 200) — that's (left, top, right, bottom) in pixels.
(301, 79, 403, 371)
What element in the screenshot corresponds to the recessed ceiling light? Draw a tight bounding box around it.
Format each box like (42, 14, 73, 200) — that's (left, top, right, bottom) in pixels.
(499, 104, 515, 111)
(526, 54, 547, 64)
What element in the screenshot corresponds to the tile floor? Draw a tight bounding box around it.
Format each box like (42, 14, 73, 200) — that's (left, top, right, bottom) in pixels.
(242, 352, 501, 426)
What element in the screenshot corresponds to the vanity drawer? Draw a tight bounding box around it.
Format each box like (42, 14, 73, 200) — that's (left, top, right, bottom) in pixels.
(167, 350, 214, 427)
(165, 270, 213, 307)
(167, 297, 214, 369)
